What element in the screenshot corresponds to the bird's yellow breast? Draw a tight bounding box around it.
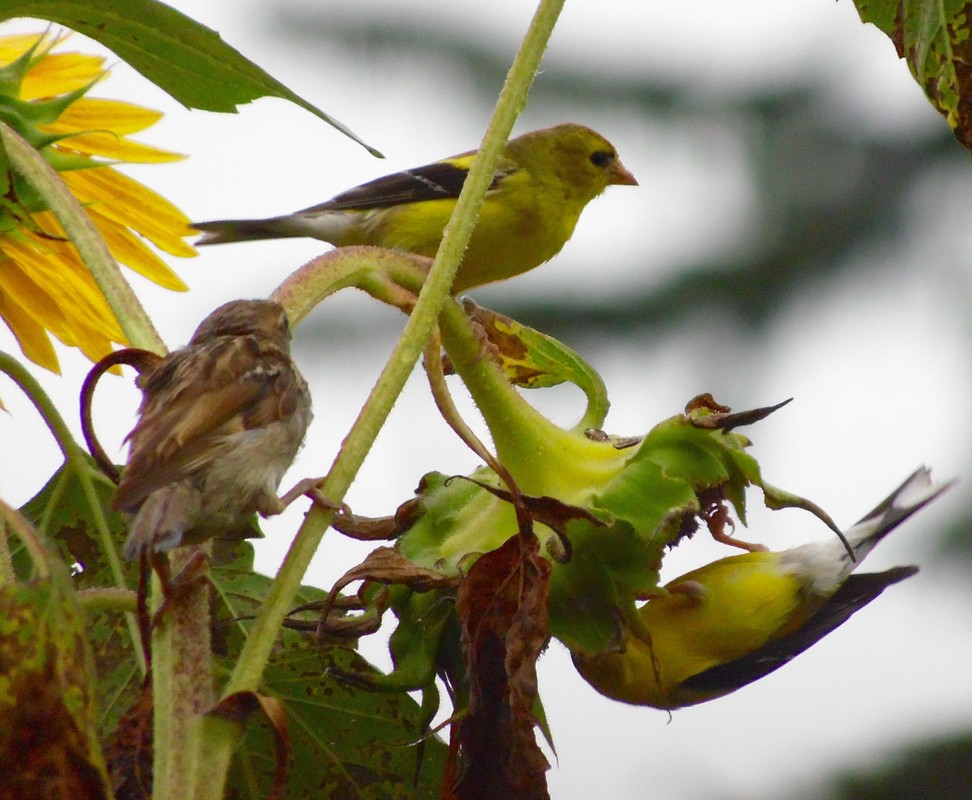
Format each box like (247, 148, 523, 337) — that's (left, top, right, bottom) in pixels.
(574, 554, 807, 708)
(648, 555, 805, 665)
(359, 172, 581, 292)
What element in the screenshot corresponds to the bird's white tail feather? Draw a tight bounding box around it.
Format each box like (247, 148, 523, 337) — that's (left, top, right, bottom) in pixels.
(780, 467, 952, 593)
(844, 466, 954, 560)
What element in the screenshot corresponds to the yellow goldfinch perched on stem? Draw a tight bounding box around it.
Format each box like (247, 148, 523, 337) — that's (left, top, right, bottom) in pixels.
(193, 123, 637, 293)
(573, 467, 952, 710)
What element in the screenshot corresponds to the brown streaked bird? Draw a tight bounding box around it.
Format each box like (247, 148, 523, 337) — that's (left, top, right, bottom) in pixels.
(113, 299, 314, 559)
(192, 123, 638, 293)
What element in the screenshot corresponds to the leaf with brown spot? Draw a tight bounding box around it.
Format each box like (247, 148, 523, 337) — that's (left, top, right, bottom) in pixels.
(452, 533, 552, 800)
(854, 0, 972, 150)
(459, 299, 609, 429)
(213, 543, 450, 799)
(228, 642, 448, 799)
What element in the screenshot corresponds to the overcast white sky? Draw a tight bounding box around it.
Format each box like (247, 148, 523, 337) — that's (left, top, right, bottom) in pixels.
(2, 3, 971, 798)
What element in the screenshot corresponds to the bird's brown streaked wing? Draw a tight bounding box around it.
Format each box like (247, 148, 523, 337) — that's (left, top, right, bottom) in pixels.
(112, 378, 266, 512)
(301, 154, 514, 212)
(240, 361, 304, 429)
(128, 339, 262, 452)
(113, 337, 291, 510)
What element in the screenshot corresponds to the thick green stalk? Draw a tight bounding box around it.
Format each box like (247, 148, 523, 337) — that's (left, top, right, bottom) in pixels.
(192, 1, 567, 796)
(77, 586, 137, 614)
(155, 545, 214, 800)
(0, 125, 200, 796)
(271, 245, 424, 324)
(436, 301, 626, 499)
(0, 515, 13, 587)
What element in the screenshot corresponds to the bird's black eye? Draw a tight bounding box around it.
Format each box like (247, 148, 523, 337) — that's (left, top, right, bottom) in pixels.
(589, 150, 614, 168)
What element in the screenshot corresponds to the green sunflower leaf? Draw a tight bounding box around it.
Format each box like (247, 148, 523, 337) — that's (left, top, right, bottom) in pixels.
(0, 0, 381, 155)
(853, 0, 972, 149)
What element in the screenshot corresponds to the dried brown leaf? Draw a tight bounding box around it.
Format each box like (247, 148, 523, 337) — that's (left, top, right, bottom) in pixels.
(452, 534, 552, 800)
(456, 479, 604, 539)
(331, 546, 460, 596)
(105, 680, 153, 800)
(686, 395, 792, 431)
(313, 547, 459, 638)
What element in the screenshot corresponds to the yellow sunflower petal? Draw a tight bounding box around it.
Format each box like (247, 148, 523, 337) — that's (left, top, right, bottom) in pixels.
(42, 98, 185, 163)
(86, 205, 189, 290)
(5, 249, 123, 363)
(48, 98, 164, 136)
(0, 285, 60, 372)
(0, 33, 44, 64)
(22, 51, 105, 100)
(49, 132, 185, 164)
(2, 228, 125, 340)
(59, 315, 117, 364)
(0, 33, 52, 62)
(62, 167, 197, 256)
(0, 32, 195, 372)
(0, 251, 74, 328)
(0, 246, 121, 360)
(0, 31, 67, 65)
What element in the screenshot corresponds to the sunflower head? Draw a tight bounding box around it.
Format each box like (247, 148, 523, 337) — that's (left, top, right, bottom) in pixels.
(0, 30, 195, 372)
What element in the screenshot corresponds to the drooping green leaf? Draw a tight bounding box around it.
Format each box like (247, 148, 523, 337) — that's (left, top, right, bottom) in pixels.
(0, 0, 381, 155)
(545, 515, 661, 655)
(590, 456, 698, 547)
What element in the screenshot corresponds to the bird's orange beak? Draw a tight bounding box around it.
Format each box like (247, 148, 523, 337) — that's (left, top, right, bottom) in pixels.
(609, 159, 638, 186)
